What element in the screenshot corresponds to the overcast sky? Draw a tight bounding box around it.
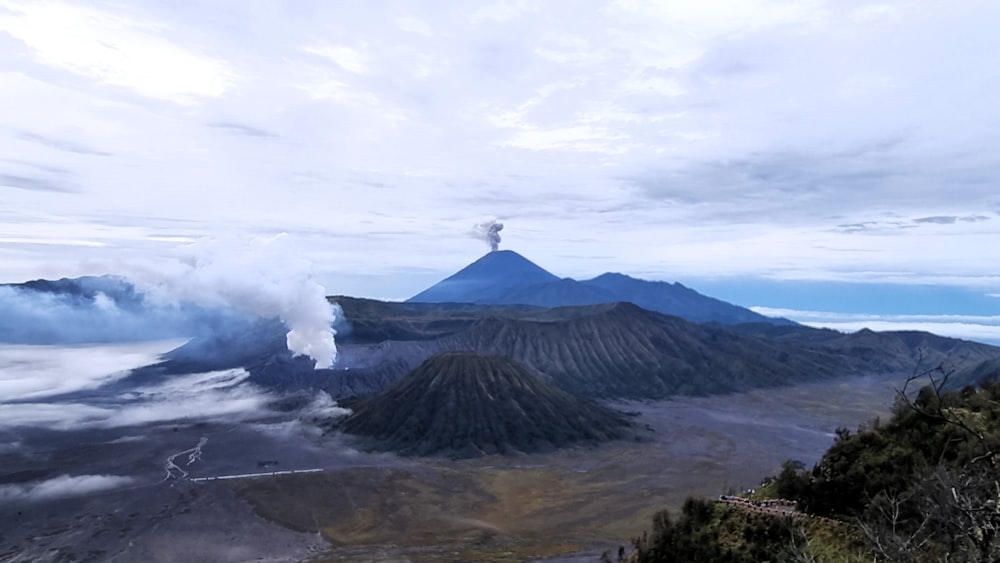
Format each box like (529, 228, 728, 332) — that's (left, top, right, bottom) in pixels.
(2, 1, 1000, 324)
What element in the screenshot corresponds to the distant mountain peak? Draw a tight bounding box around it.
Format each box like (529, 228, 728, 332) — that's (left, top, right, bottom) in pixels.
(407, 251, 793, 326)
(408, 250, 558, 304)
(593, 272, 632, 280)
(461, 250, 557, 276)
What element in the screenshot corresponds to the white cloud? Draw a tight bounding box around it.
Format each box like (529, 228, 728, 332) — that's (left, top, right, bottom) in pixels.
(0, 1, 231, 102)
(396, 16, 433, 37)
(0, 237, 107, 247)
(305, 44, 370, 75)
(0, 340, 183, 401)
(0, 366, 272, 430)
(0, 0, 998, 302)
(751, 307, 1000, 325)
(751, 306, 1000, 345)
(471, 0, 537, 24)
(503, 125, 630, 153)
(852, 4, 902, 23)
(0, 474, 134, 503)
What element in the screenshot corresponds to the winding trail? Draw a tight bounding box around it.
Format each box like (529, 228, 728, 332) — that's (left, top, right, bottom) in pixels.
(718, 496, 798, 515)
(716, 496, 844, 526)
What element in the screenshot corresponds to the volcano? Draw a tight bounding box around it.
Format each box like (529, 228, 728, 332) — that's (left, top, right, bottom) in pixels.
(340, 351, 630, 457)
(407, 250, 561, 304)
(407, 250, 792, 325)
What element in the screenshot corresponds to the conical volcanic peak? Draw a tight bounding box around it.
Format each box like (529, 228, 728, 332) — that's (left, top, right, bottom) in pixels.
(407, 251, 793, 325)
(448, 250, 558, 282)
(407, 250, 559, 304)
(340, 351, 630, 457)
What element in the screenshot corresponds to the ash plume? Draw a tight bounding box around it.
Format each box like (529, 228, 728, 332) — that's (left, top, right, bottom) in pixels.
(129, 235, 339, 369)
(471, 220, 504, 252)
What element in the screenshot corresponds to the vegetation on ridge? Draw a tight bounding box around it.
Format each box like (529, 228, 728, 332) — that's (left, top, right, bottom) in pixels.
(629, 366, 1000, 562)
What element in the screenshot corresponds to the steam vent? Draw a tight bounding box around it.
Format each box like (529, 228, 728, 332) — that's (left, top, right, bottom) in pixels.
(340, 351, 630, 458)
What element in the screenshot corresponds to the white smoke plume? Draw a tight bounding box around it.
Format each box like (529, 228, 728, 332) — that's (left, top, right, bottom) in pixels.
(129, 234, 338, 369)
(471, 219, 504, 252)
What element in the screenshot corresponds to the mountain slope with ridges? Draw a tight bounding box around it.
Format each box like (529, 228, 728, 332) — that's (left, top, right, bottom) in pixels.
(340, 351, 630, 457)
(440, 302, 848, 398)
(582, 272, 793, 325)
(408, 250, 559, 304)
(407, 251, 792, 326)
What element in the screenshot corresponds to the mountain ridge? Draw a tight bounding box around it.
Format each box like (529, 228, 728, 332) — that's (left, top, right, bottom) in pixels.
(118, 296, 1000, 403)
(407, 250, 793, 326)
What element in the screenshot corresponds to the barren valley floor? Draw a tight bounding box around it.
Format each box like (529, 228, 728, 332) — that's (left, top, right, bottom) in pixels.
(0, 375, 898, 562)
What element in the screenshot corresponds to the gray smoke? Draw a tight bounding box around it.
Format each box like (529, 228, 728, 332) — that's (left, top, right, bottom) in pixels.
(471, 220, 504, 252)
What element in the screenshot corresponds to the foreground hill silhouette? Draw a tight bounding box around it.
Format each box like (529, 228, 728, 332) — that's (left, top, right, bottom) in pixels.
(408, 250, 793, 325)
(340, 352, 631, 457)
(628, 377, 1000, 561)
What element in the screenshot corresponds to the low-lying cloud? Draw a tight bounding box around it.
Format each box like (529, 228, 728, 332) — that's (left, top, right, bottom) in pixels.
(0, 337, 274, 431)
(751, 307, 1000, 345)
(299, 391, 352, 420)
(0, 340, 183, 401)
(0, 474, 134, 503)
(0, 276, 252, 345)
(0, 368, 272, 431)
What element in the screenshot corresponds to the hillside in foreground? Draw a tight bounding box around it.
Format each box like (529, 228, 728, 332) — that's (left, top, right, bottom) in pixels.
(628, 371, 1000, 562)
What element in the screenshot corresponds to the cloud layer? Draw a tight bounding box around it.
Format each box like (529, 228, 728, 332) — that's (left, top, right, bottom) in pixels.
(1, 1, 999, 301)
(0, 339, 277, 431)
(0, 474, 134, 503)
(0, 340, 181, 400)
(0, 278, 245, 345)
(0, 366, 272, 431)
(752, 306, 1000, 346)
